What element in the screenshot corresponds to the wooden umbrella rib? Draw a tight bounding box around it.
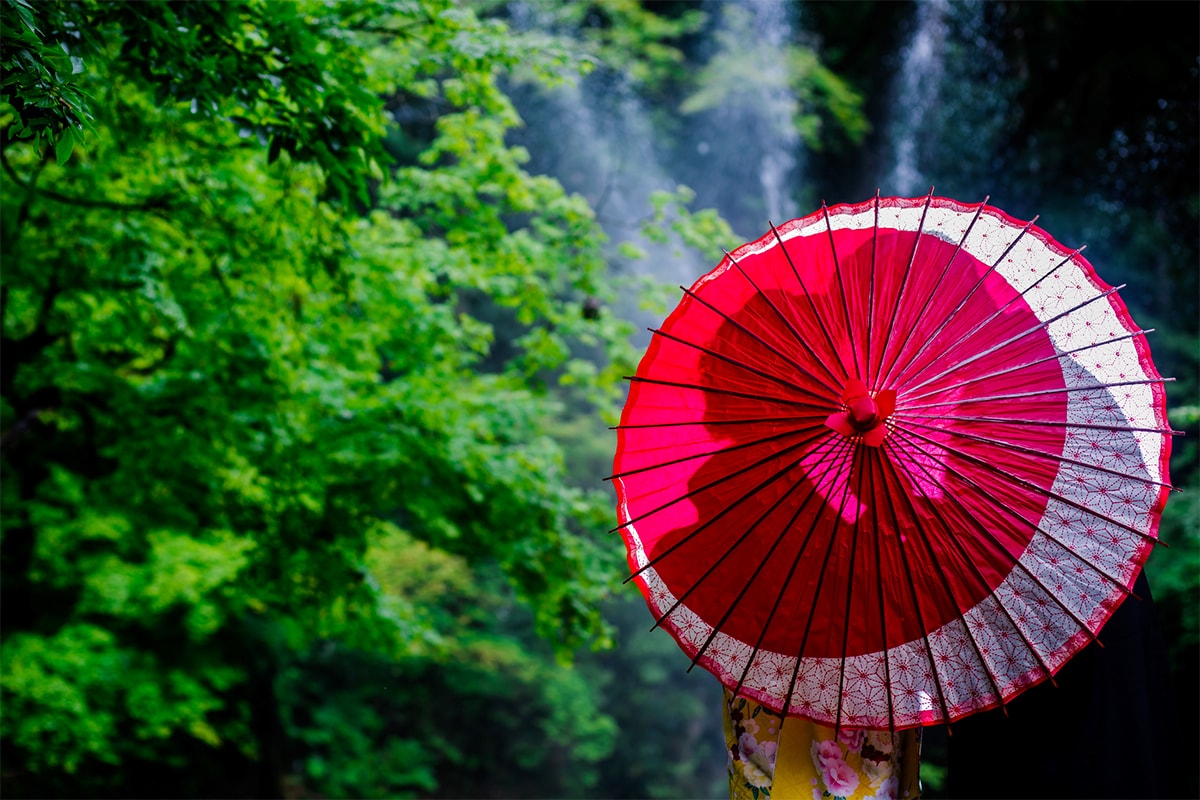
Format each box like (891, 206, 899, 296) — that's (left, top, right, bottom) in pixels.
(891, 412, 1182, 437)
(822, 201, 862, 379)
(874, 188, 935, 388)
(875, 442, 1011, 716)
(655, 437, 846, 631)
(648, 321, 836, 406)
(780, 446, 866, 727)
(896, 245, 1082, 389)
(876, 196, 990, 389)
(882, 427, 1109, 648)
(874, 447, 955, 730)
(896, 417, 1177, 493)
(606, 424, 825, 482)
(901, 284, 1127, 397)
(680, 284, 843, 397)
(902, 378, 1173, 410)
(726, 245, 846, 387)
(613, 430, 826, 535)
(767, 224, 851, 384)
(866, 191, 881, 387)
(834, 438, 872, 735)
(730, 439, 855, 700)
(623, 375, 831, 411)
(612, 414, 820, 431)
(620, 430, 836, 576)
(900, 329, 1154, 404)
(887, 423, 1150, 591)
(683, 438, 854, 667)
(878, 440, 1059, 693)
(864, 453, 897, 734)
(885, 215, 1044, 388)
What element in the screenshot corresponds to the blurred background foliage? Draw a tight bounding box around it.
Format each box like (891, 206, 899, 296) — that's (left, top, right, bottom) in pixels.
(1, 1, 1195, 798)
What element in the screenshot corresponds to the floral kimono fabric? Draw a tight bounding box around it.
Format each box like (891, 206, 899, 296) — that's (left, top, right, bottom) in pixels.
(723, 690, 921, 800)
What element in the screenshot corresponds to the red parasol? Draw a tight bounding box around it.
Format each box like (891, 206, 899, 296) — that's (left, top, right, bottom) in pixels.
(610, 193, 1176, 732)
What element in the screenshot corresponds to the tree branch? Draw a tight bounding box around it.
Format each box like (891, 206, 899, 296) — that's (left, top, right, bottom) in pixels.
(0, 146, 177, 212)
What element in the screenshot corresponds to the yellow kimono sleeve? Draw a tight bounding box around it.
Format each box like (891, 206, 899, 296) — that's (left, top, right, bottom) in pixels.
(722, 690, 921, 800)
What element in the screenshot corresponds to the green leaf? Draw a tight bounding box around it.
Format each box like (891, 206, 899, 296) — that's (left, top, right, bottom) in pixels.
(54, 127, 74, 165)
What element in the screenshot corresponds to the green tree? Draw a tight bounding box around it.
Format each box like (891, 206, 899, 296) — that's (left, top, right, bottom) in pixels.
(1, 1, 648, 795)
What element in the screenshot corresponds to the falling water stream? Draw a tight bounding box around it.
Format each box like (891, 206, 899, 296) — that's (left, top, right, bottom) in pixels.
(886, 0, 949, 196)
(741, 0, 802, 224)
(508, 0, 809, 349)
(881, 0, 1012, 199)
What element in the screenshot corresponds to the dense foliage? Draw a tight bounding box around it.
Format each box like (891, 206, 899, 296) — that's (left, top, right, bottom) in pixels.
(2, 1, 1195, 798)
(0, 0, 660, 795)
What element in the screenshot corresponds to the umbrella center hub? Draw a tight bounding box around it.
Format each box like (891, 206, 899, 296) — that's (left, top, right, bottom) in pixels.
(848, 396, 880, 431)
(824, 378, 896, 446)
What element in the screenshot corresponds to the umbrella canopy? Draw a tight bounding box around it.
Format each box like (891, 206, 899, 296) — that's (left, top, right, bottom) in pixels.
(611, 194, 1175, 731)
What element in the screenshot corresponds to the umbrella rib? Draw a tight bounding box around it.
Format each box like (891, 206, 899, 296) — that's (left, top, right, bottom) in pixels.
(680, 438, 854, 664)
(875, 442, 1011, 715)
(725, 245, 846, 388)
(897, 417, 1177, 494)
(891, 412, 1182, 437)
(623, 376, 829, 411)
(885, 426, 1111, 646)
(889, 421, 1162, 546)
(872, 447, 955, 729)
(612, 415, 817, 430)
(822, 201, 862, 379)
(887, 423, 1152, 591)
(651, 453, 805, 633)
(834, 438, 872, 735)
(680, 284, 843, 396)
(896, 245, 1082, 390)
(619, 430, 835, 572)
(876, 196, 990, 389)
(866, 190, 880, 387)
(885, 215, 1045, 388)
(902, 378, 1173, 410)
(780, 446, 865, 724)
(605, 424, 824, 482)
(876, 440, 1060, 691)
(729, 440, 856, 700)
(648, 326, 838, 406)
(900, 284, 1127, 397)
(769, 223, 851, 383)
(900, 329, 1154, 404)
(874, 188, 935, 386)
(878, 441, 1065, 690)
(865, 453, 897, 734)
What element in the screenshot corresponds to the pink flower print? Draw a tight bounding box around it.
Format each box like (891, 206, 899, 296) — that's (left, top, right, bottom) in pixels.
(741, 717, 761, 736)
(823, 758, 861, 798)
(837, 727, 865, 751)
(812, 739, 844, 769)
(738, 732, 759, 759)
(873, 774, 900, 800)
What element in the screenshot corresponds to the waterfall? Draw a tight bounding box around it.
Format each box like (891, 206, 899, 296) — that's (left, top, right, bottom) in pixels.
(883, 0, 1010, 199)
(680, 0, 805, 234)
(745, 0, 801, 224)
(886, 0, 949, 197)
(505, 5, 714, 347)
